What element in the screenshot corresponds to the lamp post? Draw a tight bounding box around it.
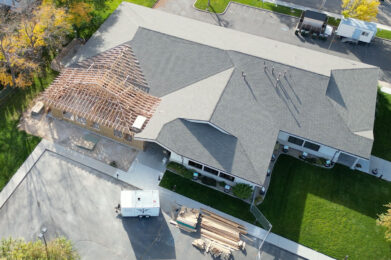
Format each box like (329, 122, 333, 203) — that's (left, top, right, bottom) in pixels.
(38, 227, 49, 259)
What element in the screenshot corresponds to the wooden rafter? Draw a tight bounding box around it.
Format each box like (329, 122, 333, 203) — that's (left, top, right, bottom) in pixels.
(43, 44, 160, 135)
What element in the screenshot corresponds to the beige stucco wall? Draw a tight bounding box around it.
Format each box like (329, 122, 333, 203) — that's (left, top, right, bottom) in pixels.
(49, 107, 145, 151)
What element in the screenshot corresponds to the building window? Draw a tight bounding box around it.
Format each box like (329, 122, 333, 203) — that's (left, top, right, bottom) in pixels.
(361, 31, 369, 36)
(204, 166, 218, 176)
(114, 130, 123, 138)
(124, 134, 132, 142)
(188, 160, 202, 169)
(219, 172, 235, 182)
(303, 141, 320, 152)
(92, 122, 100, 130)
(75, 116, 86, 125)
(288, 136, 304, 146)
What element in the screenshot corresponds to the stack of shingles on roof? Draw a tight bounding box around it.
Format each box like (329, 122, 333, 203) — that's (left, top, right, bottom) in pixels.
(43, 44, 160, 136)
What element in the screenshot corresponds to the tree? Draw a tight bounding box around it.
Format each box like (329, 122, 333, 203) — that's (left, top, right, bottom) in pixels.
(232, 183, 253, 200)
(377, 203, 391, 242)
(0, 0, 73, 88)
(50, 0, 93, 38)
(68, 2, 93, 28)
(341, 0, 380, 22)
(0, 237, 79, 259)
(19, 0, 73, 57)
(0, 28, 38, 88)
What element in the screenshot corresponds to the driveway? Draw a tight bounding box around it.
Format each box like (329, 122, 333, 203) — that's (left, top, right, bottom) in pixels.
(156, 0, 391, 82)
(0, 151, 263, 259)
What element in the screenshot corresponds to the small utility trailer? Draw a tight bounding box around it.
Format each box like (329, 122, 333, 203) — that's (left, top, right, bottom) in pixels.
(336, 18, 377, 43)
(120, 190, 160, 218)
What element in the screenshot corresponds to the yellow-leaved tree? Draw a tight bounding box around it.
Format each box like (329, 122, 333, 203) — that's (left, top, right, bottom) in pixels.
(69, 2, 93, 28)
(19, 0, 73, 55)
(0, 0, 73, 88)
(341, 0, 380, 22)
(0, 237, 79, 259)
(0, 32, 39, 88)
(377, 203, 391, 242)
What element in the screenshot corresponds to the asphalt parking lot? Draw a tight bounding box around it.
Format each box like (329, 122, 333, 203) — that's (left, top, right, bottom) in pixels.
(0, 151, 264, 259)
(282, 0, 391, 26)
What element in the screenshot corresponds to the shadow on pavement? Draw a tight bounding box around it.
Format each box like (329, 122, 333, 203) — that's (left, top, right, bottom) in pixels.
(121, 212, 176, 259)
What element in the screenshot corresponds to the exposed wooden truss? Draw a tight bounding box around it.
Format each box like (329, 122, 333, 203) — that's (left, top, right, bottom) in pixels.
(43, 44, 160, 135)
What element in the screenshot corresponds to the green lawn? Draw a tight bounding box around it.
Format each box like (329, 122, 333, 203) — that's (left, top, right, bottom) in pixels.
(259, 155, 391, 259)
(0, 70, 57, 191)
(372, 91, 391, 161)
(79, 0, 158, 39)
(377, 29, 391, 40)
(159, 170, 255, 224)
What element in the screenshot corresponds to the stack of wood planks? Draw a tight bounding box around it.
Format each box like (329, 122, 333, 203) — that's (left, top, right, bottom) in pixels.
(200, 208, 247, 252)
(175, 206, 200, 232)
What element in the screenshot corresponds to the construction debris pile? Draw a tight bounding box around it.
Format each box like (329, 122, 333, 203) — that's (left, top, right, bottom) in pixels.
(171, 206, 247, 259)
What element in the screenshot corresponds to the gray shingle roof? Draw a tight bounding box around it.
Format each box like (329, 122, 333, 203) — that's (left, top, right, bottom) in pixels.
(326, 68, 379, 132)
(65, 3, 379, 185)
(209, 52, 377, 183)
(157, 119, 261, 183)
(130, 28, 233, 97)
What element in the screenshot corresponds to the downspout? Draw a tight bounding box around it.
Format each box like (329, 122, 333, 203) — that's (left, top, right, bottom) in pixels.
(331, 150, 339, 163)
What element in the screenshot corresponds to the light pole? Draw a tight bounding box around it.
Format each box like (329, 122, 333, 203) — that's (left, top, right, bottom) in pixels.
(38, 227, 49, 259)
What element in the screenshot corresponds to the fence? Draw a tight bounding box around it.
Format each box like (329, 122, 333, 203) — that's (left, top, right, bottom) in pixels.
(250, 199, 272, 260)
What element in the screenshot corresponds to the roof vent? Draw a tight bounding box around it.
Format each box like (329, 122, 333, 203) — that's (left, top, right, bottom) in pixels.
(132, 115, 147, 132)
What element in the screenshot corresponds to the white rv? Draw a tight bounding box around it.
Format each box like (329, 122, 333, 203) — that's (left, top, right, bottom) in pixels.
(120, 190, 160, 217)
(336, 18, 377, 43)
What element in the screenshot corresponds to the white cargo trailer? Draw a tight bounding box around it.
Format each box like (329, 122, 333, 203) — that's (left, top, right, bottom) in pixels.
(121, 190, 160, 217)
(336, 18, 377, 43)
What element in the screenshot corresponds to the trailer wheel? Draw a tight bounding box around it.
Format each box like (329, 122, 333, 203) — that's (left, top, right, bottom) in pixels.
(145, 215, 150, 218)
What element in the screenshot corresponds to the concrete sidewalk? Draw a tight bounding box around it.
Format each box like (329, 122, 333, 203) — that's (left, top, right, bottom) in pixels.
(369, 156, 391, 181)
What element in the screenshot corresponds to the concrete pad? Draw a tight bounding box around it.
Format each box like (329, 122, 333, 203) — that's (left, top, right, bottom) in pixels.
(19, 109, 138, 171)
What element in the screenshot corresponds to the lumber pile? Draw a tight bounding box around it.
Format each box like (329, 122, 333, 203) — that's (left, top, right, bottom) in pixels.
(192, 238, 232, 260)
(175, 206, 200, 232)
(200, 208, 247, 252)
